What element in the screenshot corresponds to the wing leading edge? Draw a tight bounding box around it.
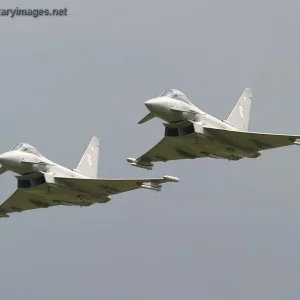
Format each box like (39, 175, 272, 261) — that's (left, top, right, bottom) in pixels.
(127, 136, 211, 170)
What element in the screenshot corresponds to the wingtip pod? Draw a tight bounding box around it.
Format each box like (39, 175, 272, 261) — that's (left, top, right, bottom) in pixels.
(127, 158, 136, 163)
(163, 175, 180, 182)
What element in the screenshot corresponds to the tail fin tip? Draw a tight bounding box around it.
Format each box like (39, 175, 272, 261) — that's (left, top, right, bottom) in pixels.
(244, 87, 252, 98)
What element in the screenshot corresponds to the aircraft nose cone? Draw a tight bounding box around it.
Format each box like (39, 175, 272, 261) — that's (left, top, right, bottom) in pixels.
(0, 152, 11, 165)
(145, 98, 156, 109)
(145, 98, 163, 111)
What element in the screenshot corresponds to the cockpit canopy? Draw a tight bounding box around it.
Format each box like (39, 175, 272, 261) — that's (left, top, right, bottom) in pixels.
(9, 143, 42, 156)
(158, 89, 192, 104)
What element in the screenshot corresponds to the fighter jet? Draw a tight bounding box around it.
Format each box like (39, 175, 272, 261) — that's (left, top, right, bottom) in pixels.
(127, 88, 300, 170)
(0, 136, 179, 218)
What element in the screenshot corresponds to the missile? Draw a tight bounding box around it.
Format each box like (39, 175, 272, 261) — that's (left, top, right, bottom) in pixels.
(140, 184, 162, 192)
(127, 158, 153, 170)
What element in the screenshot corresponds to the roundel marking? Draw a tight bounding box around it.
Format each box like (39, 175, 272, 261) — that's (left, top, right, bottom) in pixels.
(239, 106, 244, 118)
(87, 154, 92, 166)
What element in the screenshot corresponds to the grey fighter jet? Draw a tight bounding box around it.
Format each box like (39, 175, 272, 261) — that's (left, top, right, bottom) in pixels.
(0, 137, 179, 218)
(127, 88, 300, 170)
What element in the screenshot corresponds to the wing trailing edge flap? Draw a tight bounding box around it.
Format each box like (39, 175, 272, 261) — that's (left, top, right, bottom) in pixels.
(203, 127, 300, 150)
(53, 175, 179, 194)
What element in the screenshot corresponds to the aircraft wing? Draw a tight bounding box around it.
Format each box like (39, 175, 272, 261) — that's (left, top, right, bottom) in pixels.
(127, 136, 209, 170)
(54, 175, 179, 195)
(0, 189, 61, 218)
(204, 127, 300, 151)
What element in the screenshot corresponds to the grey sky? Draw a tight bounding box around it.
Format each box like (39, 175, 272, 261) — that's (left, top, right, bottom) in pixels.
(1, 0, 300, 299)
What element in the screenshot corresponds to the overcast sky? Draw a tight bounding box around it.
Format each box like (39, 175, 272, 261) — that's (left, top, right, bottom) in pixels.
(1, 0, 300, 299)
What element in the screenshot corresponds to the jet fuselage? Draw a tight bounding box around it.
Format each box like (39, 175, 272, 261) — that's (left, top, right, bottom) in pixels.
(0, 150, 87, 179)
(144, 95, 238, 131)
(0, 149, 100, 207)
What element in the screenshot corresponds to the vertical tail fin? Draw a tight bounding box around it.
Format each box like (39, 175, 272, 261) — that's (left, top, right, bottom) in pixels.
(226, 88, 252, 131)
(76, 136, 99, 178)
